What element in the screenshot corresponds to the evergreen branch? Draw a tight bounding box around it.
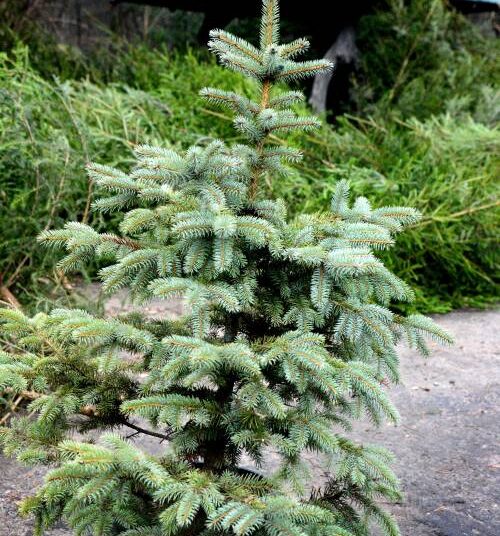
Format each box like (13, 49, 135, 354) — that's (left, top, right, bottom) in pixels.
(279, 38, 310, 58)
(209, 30, 261, 62)
(261, 0, 280, 48)
(220, 56, 262, 78)
(268, 118, 321, 133)
(276, 60, 333, 82)
(100, 234, 142, 250)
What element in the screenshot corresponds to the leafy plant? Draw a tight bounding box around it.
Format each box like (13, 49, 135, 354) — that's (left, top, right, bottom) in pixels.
(0, 2, 451, 535)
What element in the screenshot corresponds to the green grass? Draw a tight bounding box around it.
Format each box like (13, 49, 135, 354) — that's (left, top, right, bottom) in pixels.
(0, 0, 498, 312)
(0, 47, 181, 308)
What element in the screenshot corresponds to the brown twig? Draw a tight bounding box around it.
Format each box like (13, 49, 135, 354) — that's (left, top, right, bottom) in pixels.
(0, 394, 25, 425)
(249, 79, 272, 201)
(411, 200, 500, 229)
(0, 286, 22, 309)
(120, 419, 174, 442)
(101, 234, 142, 250)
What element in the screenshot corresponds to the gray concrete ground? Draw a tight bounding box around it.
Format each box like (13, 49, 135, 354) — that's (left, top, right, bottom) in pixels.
(1, 300, 498, 536)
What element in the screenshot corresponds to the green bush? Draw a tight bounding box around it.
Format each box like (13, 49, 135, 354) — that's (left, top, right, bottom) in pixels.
(0, 0, 498, 312)
(354, 0, 499, 119)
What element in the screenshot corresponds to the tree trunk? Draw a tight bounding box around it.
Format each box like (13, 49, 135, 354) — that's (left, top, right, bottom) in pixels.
(309, 26, 359, 114)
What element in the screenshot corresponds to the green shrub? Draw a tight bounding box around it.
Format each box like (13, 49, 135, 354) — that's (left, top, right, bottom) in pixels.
(272, 0, 500, 311)
(354, 0, 499, 119)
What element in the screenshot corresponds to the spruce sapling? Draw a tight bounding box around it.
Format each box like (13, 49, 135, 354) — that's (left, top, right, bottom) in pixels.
(0, 2, 451, 535)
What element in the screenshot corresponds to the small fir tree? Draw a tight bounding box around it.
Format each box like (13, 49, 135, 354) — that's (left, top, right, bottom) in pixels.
(0, 2, 451, 535)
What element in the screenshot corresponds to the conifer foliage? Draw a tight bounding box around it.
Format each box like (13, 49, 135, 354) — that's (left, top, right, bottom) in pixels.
(0, 2, 451, 535)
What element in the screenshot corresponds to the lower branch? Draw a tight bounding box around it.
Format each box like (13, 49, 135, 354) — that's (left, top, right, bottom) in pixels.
(1, 388, 173, 442)
(120, 418, 174, 442)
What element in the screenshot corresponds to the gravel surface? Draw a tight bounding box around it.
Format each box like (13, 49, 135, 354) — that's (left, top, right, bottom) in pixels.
(1, 298, 498, 536)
